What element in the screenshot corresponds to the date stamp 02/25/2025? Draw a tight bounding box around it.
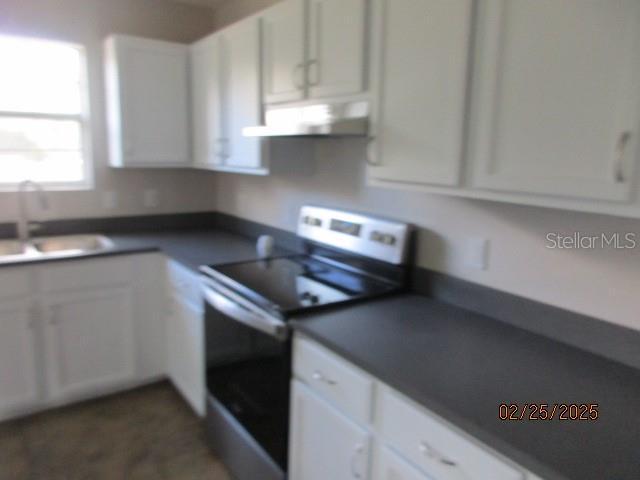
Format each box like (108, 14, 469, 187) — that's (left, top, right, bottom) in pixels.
(498, 403, 599, 422)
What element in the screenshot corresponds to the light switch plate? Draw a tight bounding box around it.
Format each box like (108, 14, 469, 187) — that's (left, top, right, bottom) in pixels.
(143, 189, 159, 208)
(102, 191, 117, 210)
(465, 237, 490, 271)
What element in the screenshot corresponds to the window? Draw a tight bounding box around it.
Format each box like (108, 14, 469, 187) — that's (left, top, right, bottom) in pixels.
(0, 35, 91, 189)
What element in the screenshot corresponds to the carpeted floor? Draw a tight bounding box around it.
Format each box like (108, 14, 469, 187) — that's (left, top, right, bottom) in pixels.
(0, 382, 231, 480)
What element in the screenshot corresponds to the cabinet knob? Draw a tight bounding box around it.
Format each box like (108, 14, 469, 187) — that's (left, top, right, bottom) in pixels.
(365, 137, 379, 166)
(312, 370, 337, 386)
(419, 440, 457, 467)
(350, 443, 365, 479)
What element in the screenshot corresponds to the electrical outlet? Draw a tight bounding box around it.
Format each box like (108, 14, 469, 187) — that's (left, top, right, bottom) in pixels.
(143, 189, 159, 208)
(465, 237, 490, 271)
(102, 191, 117, 210)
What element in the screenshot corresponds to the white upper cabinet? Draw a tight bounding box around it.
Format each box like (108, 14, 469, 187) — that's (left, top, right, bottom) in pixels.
(307, 0, 367, 99)
(469, 0, 640, 202)
(368, 0, 473, 186)
(105, 35, 191, 168)
(191, 19, 269, 174)
(262, 0, 307, 104)
(262, 0, 368, 104)
(191, 33, 224, 170)
(220, 17, 269, 173)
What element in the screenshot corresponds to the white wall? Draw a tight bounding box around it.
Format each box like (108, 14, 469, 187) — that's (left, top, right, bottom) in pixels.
(0, 0, 217, 222)
(215, 138, 640, 334)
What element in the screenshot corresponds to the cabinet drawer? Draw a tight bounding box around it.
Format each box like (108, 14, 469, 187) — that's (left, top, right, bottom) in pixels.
(293, 336, 373, 425)
(377, 386, 524, 480)
(376, 446, 430, 480)
(0, 267, 31, 300)
(40, 257, 132, 293)
(166, 259, 202, 308)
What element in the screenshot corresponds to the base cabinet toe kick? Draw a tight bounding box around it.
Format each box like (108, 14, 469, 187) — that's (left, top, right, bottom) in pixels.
(289, 334, 543, 480)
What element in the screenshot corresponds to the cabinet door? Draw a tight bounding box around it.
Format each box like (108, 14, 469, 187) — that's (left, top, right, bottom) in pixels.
(470, 0, 640, 201)
(167, 294, 205, 416)
(105, 35, 190, 167)
(307, 0, 367, 99)
(191, 34, 224, 169)
(289, 380, 371, 480)
(262, 0, 306, 104)
(0, 301, 40, 418)
(368, 0, 472, 186)
(44, 287, 136, 401)
(220, 17, 269, 173)
(375, 447, 430, 480)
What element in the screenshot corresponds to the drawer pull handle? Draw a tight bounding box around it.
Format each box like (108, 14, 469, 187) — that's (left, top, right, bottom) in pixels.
(614, 131, 632, 183)
(419, 441, 457, 467)
(307, 59, 320, 86)
(365, 137, 379, 166)
(312, 370, 337, 386)
(292, 63, 306, 90)
(350, 443, 365, 478)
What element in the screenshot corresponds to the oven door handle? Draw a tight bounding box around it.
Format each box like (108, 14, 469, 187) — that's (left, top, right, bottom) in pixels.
(203, 285, 288, 340)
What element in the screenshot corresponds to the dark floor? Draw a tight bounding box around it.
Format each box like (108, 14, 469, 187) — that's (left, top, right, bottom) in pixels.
(0, 382, 231, 480)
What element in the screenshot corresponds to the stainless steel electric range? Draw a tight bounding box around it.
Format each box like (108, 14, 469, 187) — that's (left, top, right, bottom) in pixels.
(199, 206, 413, 480)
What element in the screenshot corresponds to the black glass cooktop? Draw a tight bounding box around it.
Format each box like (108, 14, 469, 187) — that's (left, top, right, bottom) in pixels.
(203, 255, 401, 316)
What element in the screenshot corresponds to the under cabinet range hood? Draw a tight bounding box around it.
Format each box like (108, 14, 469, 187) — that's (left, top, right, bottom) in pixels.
(243, 100, 369, 137)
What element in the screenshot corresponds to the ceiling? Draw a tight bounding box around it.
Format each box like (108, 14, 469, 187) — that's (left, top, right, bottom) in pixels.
(169, 0, 228, 9)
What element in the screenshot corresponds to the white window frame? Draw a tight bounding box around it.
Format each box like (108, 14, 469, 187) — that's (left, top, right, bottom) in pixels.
(0, 37, 93, 191)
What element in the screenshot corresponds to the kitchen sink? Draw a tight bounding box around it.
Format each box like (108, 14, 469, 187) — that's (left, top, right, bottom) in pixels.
(0, 235, 114, 263)
(31, 235, 114, 255)
(0, 240, 33, 257)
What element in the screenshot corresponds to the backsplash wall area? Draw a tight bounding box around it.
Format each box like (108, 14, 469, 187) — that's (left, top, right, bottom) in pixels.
(214, 138, 640, 334)
(211, 0, 640, 334)
(0, 0, 217, 222)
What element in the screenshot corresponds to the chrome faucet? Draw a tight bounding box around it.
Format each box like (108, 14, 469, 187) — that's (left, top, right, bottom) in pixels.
(17, 180, 49, 244)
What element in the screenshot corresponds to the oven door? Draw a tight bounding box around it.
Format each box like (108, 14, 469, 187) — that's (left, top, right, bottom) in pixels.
(202, 280, 290, 480)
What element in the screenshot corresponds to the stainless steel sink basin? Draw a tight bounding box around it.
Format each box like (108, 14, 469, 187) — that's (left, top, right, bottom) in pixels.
(0, 234, 114, 263)
(31, 235, 114, 255)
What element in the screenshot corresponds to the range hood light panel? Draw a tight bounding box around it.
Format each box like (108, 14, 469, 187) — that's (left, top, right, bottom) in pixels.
(243, 101, 369, 137)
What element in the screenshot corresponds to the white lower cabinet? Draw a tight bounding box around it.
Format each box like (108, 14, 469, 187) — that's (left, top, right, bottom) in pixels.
(43, 287, 136, 402)
(289, 380, 372, 480)
(0, 300, 40, 416)
(167, 294, 205, 416)
(165, 259, 205, 416)
(292, 335, 536, 480)
(375, 447, 430, 480)
(0, 255, 165, 421)
(377, 386, 523, 480)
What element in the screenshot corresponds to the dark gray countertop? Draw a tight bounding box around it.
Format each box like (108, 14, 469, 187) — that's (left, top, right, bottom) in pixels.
(292, 294, 640, 480)
(0, 229, 291, 271)
(3, 224, 638, 479)
(109, 229, 291, 271)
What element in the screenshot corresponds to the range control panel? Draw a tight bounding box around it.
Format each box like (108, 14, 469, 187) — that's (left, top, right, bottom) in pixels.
(298, 206, 411, 265)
